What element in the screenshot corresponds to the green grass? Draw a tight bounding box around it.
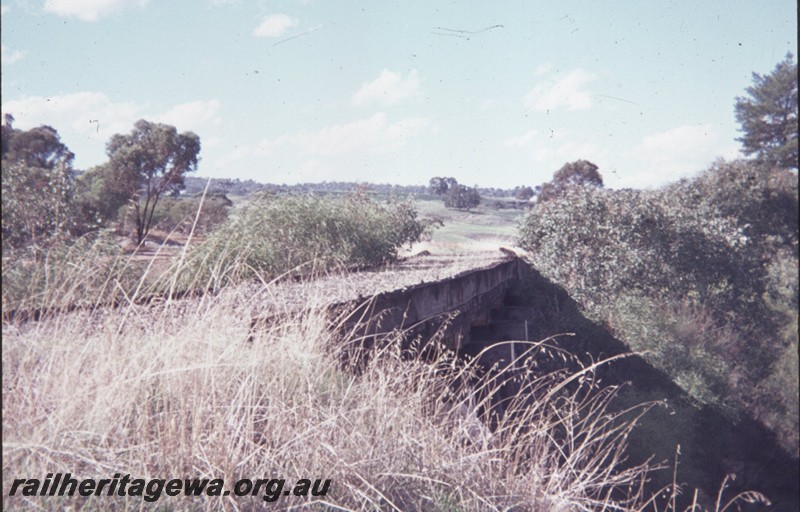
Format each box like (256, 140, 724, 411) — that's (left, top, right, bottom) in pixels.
(413, 198, 524, 253)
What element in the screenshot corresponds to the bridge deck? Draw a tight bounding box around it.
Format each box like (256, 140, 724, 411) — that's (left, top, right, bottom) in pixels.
(232, 251, 515, 321)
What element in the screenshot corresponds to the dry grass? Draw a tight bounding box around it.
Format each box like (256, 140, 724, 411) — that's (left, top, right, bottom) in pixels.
(2, 245, 770, 511)
(3, 273, 665, 511)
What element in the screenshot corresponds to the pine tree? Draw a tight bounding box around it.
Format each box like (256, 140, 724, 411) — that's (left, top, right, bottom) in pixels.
(734, 53, 798, 170)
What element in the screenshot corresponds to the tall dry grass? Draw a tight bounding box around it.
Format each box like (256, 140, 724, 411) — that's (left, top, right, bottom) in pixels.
(1, 268, 664, 511)
(2, 232, 770, 511)
(3, 290, 770, 511)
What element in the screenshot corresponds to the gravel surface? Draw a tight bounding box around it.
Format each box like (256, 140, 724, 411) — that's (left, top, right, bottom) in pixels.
(227, 250, 514, 319)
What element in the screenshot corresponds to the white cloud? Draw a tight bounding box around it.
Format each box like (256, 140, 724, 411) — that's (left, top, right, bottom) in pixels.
(529, 140, 607, 167)
(2, 92, 224, 170)
(503, 128, 610, 183)
(214, 113, 429, 170)
(2, 91, 142, 139)
(524, 68, 596, 112)
(279, 113, 428, 156)
(154, 99, 222, 134)
(292, 159, 335, 182)
(352, 69, 421, 107)
(621, 123, 740, 188)
(254, 138, 275, 156)
(43, 0, 150, 22)
(1, 5, 10, 15)
(215, 144, 255, 169)
(504, 123, 742, 189)
(3, 93, 222, 139)
(534, 63, 552, 77)
(1, 92, 144, 169)
(253, 14, 298, 38)
(1, 43, 26, 64)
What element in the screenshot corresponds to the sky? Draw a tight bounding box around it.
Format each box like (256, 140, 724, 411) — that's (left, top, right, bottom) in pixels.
(1, 1, 797, 189)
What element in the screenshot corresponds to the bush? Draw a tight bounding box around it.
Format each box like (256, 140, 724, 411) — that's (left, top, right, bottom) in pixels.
(178, 193, 430, 289)
(2, 123, 101, 251)
(517, 159, 799, 453)
(1, 161, 100, 250)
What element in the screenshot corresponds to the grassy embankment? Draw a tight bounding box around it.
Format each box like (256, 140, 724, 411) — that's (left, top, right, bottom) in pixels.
(3, 192, 769, 511)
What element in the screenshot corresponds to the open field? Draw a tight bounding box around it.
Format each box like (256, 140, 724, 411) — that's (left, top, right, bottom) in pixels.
(411, 198, 525, 254)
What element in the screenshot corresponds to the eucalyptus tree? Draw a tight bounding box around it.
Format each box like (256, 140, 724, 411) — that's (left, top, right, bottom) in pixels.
(537, 160, 603, 203)
(106, 120, 200, 244)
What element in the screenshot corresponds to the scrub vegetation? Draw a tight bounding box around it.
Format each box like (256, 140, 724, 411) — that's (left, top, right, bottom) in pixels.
(518, 159, 799, 456)
(175, 192, 432, 291)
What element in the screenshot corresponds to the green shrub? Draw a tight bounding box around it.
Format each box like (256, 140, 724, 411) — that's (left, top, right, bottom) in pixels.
(603, 293, 731, 406)
(517, 159, 799, 453)
(178, 193, 430, 290)
(1, 161, 101, 251)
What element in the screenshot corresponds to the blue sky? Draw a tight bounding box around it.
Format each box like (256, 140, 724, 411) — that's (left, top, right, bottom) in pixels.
(1, 1, 796, 189)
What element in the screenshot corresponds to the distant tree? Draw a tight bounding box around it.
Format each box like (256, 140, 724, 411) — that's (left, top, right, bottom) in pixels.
(735, 53, 798, 170)
(444, 184, 481, 211)
(106, 120, 201, 244)
(537, 160, 603, 203)
(552, 159, 603, 188)
(429, 176, 458, 196)
(515, 185, 535, 201)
